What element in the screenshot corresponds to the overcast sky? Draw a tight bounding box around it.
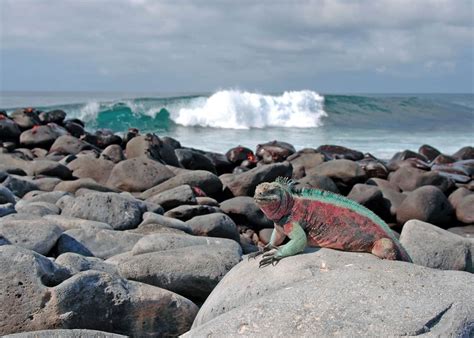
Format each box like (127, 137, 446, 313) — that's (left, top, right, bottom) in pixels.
(1, 0, 473, 93)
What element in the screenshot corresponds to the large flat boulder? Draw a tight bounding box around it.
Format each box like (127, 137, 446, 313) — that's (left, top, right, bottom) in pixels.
(61, 192, 145, 230)
(185, 248, 474, 337)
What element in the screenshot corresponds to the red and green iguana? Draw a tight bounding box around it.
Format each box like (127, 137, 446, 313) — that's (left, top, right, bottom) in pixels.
(251, 177, 412, 267)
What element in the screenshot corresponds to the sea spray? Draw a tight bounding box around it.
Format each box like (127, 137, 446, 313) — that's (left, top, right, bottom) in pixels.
(172, 90, 327, 129)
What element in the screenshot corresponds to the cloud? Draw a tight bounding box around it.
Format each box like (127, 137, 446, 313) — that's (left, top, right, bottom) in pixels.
(1, 0, 472, 91)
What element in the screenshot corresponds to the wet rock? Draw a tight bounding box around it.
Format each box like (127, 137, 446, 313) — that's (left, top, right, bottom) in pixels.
(203, 151, 235, 175)
(141, 170, 223, 199)
(357, 158, 389, 179)
(0, 186, 16, 204)
(55, 252, 119, 276)
(2, 175, 39, 197)
(286, 149, 325, 179)
(0, 203, 16, 217)
(226, 146, 256, 165)
(56, 228, 143, 259)
(452, 146, 474, 160)
(389, 166, 454, 193)
(146, 185, 196, 210)
(256, 140, 296, 164)
(165, 205, 221, 221)
(306, 159, 366, 189)
(93, 129, 122, 149)
(54, 178, 116, 194)
(19, 125, 62, 149)
(219, 196, 273, 230)
(67, 156, 115, 185)
(49, 135, 92, 155)
(456, 195, 474, 224)
(10, 108, 41, 129)
(185, 213, 240, 241)
(0, 219, 63, 255)
(118, 238, 242, 303)
(347, 184, 390, 219)
(38, 109, 66, 124)
(196, 196, 219, 206)
(175, 148, 217, 173)
(400, 220, 473, 272)
(63, 120, 86, 138)
(396, 186, 454, 227)
(31, 177, 62, 192)
(418, 144, 441, 162)
(391, 149, 428, 162)
(61, 192, 145, 230)
(186, 248, 474, 337)
(100, 144, 125, 163)
(432, 154, 457, 165)
(220, 162, 292, 197)
(316, 145, 364, 161)
(294, 175, 340, 193)
(107, 157, 175, 192)
(126, 133, 180, 166)
(0, 116, 21, 141)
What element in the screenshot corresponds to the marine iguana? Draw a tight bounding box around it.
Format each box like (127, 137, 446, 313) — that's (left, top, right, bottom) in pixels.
(251, 177, 412, 267)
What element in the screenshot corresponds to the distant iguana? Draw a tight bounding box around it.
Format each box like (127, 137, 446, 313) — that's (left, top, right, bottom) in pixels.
(251, 177, 412, 267)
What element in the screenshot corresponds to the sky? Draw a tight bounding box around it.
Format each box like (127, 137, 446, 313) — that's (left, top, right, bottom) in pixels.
(0, 0, 473, 93)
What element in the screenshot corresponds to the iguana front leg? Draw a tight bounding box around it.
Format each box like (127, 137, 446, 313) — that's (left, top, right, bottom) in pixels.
(248, 225, 286, 260)
(259, 221, 307, 268)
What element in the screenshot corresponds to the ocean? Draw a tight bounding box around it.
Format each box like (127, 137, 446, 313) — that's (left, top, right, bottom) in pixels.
(1, 91, 472, 159)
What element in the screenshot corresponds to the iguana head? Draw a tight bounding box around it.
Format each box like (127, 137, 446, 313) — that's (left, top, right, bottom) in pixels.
(254, 177, 295, 221)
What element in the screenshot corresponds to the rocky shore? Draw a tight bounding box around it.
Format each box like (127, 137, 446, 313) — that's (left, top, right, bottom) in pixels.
(0, 107, 473, 337)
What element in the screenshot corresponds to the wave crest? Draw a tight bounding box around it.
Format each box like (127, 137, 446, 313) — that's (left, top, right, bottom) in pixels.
(172, 90, 326, 129)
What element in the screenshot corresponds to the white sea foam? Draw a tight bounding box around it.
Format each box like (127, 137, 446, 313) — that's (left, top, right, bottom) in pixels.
(77, 101, 101, 122)
(171, 90, 327, 129)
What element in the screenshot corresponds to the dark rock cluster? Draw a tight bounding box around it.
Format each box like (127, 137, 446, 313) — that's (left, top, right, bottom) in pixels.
(0, 107, 473, 337)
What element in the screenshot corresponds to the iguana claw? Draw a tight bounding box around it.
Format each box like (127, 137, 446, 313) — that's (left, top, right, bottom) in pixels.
(258, 251, 281, 268)
(247, 244, 276, 261)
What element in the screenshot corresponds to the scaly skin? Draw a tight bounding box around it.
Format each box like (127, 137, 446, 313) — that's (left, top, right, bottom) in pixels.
(251, 178, 412, 267)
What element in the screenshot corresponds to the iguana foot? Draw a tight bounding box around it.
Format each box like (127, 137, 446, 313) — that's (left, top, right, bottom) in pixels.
(247, 244, 276, 261)
(259, 251, 281, 268)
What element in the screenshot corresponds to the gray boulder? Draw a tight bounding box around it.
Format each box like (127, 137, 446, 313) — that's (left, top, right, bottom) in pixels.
(19, 125, 62, 149)
(306, 159, 366, 186)
(67, 156, 115, 185)
(4, 329, 126, 338)
(294, 174, 340, 193)
(400, 220, 473, 272)
(0, 186, 16, 204)
(185, 248, 474, 337)
(145, 184, 196, 210)
(56, 228, 143, 259)
(0, 246, 198, 337)
(449, 187, 472, 209)
(134, 212, 193, 234)
(286, 149, 325, 179)
(219, 196, 272, 230)
(61, 192, 145, 230)
(15, 201, 60, 216)
(448, 225, 474, 238)
(2, 175, 38, 197)
(185, 213, 240, 241)
(118, 239, 242, 303)
(24, 160, 72, 179)
(55, 252, 119, 276)
(141, 170, 223, 199)
(164, 204, 221, 221)
(22, 190, 71, 204)
(100, 144, 125, 163)
(42, 215, 112, 231)
(107, 157, 175, 192)
(0, 203, 16, 217)
(220, 162, 292, 197)
(389, 166, 454, 193)
(49, 135, 92, 155)
(0, 219, 63, 255)
(54, 178, 116, 193)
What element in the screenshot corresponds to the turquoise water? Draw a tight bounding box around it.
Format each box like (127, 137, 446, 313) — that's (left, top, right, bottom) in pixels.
(1, 91, 472, 159)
